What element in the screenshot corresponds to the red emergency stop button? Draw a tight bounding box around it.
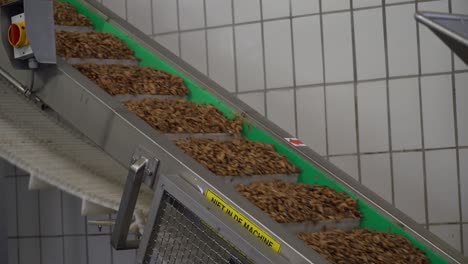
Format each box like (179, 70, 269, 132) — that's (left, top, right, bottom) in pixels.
(8, 21, 28, 48)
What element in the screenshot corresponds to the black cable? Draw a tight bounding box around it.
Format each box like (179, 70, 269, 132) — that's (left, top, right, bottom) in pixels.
(29, 68, 35, 92)
(24, 69, 34, 97)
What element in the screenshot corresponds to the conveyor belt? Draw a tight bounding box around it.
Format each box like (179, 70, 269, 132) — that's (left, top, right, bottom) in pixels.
(0, 73, 153, 218)
(0, 0, 467, 263)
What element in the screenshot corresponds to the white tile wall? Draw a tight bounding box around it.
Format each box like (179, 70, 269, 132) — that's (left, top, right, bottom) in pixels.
(393, 152, 426, 224)
(389, 77, 422, 150)
(41, 237, 64, 264)
(292, 16, 323, 85)
(180, 30, 207, 74)
(39, 189, 62, 236)
(296, 87, 326, 155)
(426, 149, 460, 223)
(464, 225, 468, 256)
(64, 236, 87, 264)
(19, 238, 40, 264)
(263, 19, 294, 89)
(262, 0, 289, 20)
(62, 193, 85, 235)
(459, 149, 468, 222)
(456, 72, 468, 146)
(360, 153, 393, 203)
(205, 0, 232, 27)
(326, 83, 357, 155)
(452, 0, 468, 71)
(322, 0, 349, 12)
(17, 177, 39, 236)
(6, 177, 16, 237)
(429, 225, 462, 251)
(386, 0, 411, 4)
(353, 0, 381, 8)
(88, 236, 112, 264)
(386, 4, 418, 77)
(233, 0, 260, 23)
(207, 27, 236, 92)
(357, 81, 389, 153)
(178, 0, 205, 30)
(235, 24, 265, 92)
(266, 89, 296, 135)
(421, 74, 455, 148)
(237, 92, 265, 116)
(329, 155, 359, 180)
(153, 0, 178, 34)
(127, 0, 152, 35)
(153, 34, 179, 56)
(322, 12, 354, 83)
(8, 239, 18, 264)
(102, 0, 126, 18)
(418, 1, 452, 74)
(353, 8, 386, 80)
(291, 0, 319, 16)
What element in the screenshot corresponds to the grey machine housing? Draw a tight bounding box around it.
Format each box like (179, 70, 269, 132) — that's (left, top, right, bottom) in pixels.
(0, 0, 56, 69)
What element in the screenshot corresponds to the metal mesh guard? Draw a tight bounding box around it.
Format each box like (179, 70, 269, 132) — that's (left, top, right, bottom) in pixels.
(144, 191, 253, 264)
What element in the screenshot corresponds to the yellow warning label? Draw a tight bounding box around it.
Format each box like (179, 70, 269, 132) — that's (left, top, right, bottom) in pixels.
(205, 189, 281, 253)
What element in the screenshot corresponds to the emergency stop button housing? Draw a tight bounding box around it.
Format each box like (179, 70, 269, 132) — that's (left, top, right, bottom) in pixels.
(8, 13, 32, 59)
(8, 20, 28, 48)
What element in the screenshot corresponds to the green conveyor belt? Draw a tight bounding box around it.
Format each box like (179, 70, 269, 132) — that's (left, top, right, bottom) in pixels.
(61, 0, 447, 262)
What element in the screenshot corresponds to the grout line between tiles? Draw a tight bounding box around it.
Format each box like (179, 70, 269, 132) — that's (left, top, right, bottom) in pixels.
(259, 0, 268, 118)
(415, 0, 430, 229)
(176, 0, 182, 57)
(60, 191, 66, 264)
(233, 69, 468, 96)
(37, 190, 43, 264)
(326, 145, 468, 157)
(380, 0, 396, 206)
(109, 213, 114, 264)
(203, 0, 210, 76)
(85, 215, 90, 264)
(124, 0, 128, 21)
(14, 167, 20, 263)
(350, 0, 362, 183)
(318, 0, 329, 158)
(150, 0, 155, 36)
(231, 0, 239, 94)
(288, 0, 299, 137)
(448, 0, 465, 254)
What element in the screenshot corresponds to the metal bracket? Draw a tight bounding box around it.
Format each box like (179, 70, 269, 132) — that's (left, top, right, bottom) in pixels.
(111, 147, 159, 250)
(132, 147, 160, 189)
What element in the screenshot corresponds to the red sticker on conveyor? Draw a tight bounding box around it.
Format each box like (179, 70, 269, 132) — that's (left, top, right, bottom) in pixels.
(285, 138, 306, 147)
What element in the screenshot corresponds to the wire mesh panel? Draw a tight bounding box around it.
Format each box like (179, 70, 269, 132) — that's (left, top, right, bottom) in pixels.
(143, 191, 253, 264)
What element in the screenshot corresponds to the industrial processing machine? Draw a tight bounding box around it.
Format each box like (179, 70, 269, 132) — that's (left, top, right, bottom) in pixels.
(0, 0, 467, 263)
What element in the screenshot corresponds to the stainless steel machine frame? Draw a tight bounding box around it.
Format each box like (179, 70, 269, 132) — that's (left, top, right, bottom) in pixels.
(112, 147, 160, 250)
(415, 11, 468, 65)
(0, 1, 466, 263)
